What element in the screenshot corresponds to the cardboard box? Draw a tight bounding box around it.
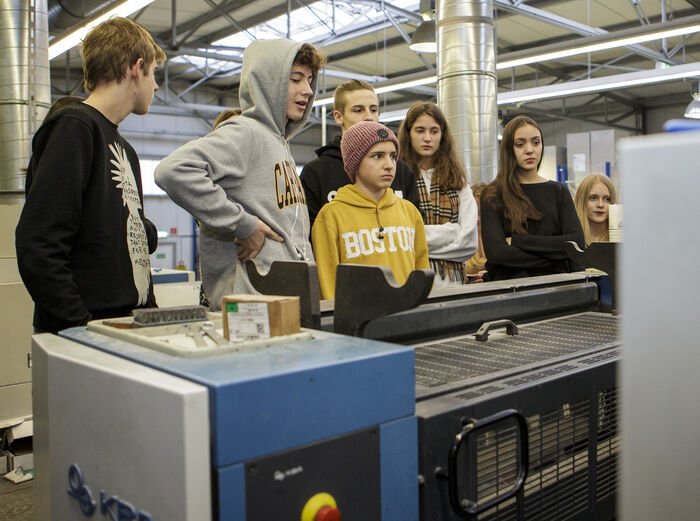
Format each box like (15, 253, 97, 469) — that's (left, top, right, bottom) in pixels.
(3, 419, 32, 445)
(3, 419, 33, 472)
(222, 294, 300, 341)
(7, 447, 33, 472)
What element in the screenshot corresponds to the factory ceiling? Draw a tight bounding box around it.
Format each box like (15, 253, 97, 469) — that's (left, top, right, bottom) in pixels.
(48, 0, 700, 134)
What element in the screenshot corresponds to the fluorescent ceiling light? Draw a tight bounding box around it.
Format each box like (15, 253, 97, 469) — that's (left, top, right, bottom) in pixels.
(49, 0, 156, 60)
(497, 61, 700, 105)
(367, 62, 700, 123)
(379, 110, 410, 123)
(313, 74, 437, 107)
(497, 16, 700, 70)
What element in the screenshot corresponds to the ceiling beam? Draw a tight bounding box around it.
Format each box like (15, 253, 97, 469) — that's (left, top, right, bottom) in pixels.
(492, 0, 675, 64)
(154, 0, 251, 44)
(190, 0, 318, 45)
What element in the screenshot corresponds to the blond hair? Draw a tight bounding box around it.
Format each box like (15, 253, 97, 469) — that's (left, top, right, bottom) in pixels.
(333, 79, 375, 114)
(81, 17, 165, 92)
(574, 174, 618, 244)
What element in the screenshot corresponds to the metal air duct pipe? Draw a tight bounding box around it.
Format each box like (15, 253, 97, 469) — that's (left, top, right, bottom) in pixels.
(47, 0, 112, 32)
(437, 0, 498, 184)
(0, 0, 51, 192)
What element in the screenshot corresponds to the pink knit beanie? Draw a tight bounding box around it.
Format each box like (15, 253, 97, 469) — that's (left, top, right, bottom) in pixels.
(340, 121, 400, 182)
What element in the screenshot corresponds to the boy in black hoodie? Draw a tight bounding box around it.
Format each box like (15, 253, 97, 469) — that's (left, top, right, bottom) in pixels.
(15, 18, 164, 333)
(300, 79, 420, 229)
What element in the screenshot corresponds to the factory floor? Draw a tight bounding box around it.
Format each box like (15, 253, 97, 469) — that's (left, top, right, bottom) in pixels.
(0, 477, 33, 521)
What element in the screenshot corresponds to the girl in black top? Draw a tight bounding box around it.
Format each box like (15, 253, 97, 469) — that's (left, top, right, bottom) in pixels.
(481, 115, 584, 281)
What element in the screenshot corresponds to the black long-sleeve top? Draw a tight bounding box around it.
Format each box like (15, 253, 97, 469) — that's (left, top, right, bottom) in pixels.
(481, 181, 584, 281)
(15, 103, 157, 333)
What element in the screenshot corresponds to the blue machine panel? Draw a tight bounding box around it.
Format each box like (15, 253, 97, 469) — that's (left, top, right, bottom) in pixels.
(380, 416, 419, 521)
(217, 463, 246, 520)
(61, 329, 415, 468)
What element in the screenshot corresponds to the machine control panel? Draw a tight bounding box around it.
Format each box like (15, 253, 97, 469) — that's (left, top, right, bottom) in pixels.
(245, 426, 380, 520)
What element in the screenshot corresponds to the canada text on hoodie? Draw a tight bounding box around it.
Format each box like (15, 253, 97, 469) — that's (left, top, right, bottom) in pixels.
(312, 185, 429, 300)
(155, 39, 317, 309)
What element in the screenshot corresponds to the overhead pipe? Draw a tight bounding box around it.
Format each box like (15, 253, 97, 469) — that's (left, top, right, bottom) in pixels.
(437, 0, 498, 184)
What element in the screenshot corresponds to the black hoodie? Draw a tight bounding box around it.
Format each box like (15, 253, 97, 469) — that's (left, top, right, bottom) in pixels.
(300, 134, 421, 229)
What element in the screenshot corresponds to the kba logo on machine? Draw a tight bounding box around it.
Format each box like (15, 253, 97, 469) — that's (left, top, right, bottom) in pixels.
(67, 464, 153, 520)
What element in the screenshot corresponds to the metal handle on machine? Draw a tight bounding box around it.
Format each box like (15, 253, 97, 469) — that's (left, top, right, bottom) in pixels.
(446, 409, 529, 519)
(474, 319, 518, 342)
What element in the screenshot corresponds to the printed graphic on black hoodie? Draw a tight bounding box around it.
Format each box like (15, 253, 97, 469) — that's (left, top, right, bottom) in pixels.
(110, 142, 150, 305)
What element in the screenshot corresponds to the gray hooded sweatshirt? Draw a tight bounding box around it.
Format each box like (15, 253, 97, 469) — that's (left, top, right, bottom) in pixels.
(155, 39, 316, 309)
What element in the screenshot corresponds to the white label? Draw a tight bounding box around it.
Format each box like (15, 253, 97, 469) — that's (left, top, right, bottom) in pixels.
(226, 302, 270, 341)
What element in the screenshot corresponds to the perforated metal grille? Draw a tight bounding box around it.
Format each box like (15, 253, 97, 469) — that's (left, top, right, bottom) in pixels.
(595, 388, 619, 501)
(467, 394, 619, 521)
(415, 313, 618, 388)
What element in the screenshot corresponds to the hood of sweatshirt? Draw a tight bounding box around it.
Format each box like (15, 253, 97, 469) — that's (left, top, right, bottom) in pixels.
(333, 184, 399, 210)
(237, 39, 317, 140)
(314, 134, 342, 158)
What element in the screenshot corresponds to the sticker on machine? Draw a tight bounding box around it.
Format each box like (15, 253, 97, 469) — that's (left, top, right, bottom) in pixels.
(225, 301, 271, 341)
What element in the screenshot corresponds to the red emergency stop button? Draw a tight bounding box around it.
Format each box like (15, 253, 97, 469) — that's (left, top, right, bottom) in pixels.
(301, 493, 340, 521)
(314, 505, 341, 521)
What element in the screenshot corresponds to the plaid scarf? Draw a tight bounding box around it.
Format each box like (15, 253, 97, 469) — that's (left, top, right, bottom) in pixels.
(416, 170, 467, 283)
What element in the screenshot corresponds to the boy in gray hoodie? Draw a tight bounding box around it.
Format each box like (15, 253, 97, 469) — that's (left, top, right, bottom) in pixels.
(155, 40, 325, 309)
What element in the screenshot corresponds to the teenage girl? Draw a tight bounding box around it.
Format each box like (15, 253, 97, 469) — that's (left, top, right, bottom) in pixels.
(481, 115, 584, 281)
(398, 102, 478, 288)
(574, 174, 618, 245)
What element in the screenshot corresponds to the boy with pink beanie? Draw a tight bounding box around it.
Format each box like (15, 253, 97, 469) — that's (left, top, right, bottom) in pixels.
(311, 121, 428, 300)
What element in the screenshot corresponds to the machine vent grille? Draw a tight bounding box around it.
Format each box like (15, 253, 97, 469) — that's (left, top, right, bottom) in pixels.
(415, 313, 618, 388)
(471, 393, 619, 520)
(595, 388, 619, 501)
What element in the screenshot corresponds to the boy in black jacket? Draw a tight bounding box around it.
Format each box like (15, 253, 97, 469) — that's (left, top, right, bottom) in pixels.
(300, 79, 421, 229)
(15, 18, 165, 333)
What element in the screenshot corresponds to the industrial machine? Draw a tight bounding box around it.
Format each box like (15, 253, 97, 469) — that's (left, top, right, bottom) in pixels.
(33, 259, 619, 520)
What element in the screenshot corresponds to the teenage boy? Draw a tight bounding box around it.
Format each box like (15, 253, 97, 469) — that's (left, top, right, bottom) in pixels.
(15, 18, 164, 334)
(300, 79, 421, 228)
(312, 121, 428, 300)
(155, 40, 325, 309)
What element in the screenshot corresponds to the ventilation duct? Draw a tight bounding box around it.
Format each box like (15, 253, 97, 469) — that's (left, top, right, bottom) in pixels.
(0, 0, 51, 193)
(437, 0, 498, 185)
(47, 0, 112, 33)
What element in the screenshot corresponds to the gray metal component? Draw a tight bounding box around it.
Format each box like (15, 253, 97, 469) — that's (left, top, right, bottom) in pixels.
(417, 342, 619, 520)
(186, 329, 207, 347)
(565, 241, 618, 308)
(333, 265, 434, 337)
(437, 0, 498, 185)
(413, 311, 619, 400)
(32, 333, 212, 520)
(132, 305, 208, 325)
(46, 0, 112, 32)
(245, 260, 321, 329)
(0, 0, 51, 192)
(361, 279, 600, 344)
(200, 321, 228, 345)
(619, 131, 700, 521)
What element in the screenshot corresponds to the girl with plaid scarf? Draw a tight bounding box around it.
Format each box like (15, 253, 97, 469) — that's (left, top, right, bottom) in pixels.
(398, 103, 479, 288)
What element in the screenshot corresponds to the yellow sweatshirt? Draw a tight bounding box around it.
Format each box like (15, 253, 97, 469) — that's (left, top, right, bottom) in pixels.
(312, 185, 429, 300)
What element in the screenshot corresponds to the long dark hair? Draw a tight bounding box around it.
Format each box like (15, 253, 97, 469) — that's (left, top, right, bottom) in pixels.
(482, 115, 544, 234)
(398, 102, 467, 190)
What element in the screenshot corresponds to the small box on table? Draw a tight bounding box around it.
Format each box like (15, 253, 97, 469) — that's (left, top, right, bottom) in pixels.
(222, 294, 300, 341)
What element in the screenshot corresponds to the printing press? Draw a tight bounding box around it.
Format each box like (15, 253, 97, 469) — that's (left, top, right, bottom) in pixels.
(32, 244, 619, 521)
